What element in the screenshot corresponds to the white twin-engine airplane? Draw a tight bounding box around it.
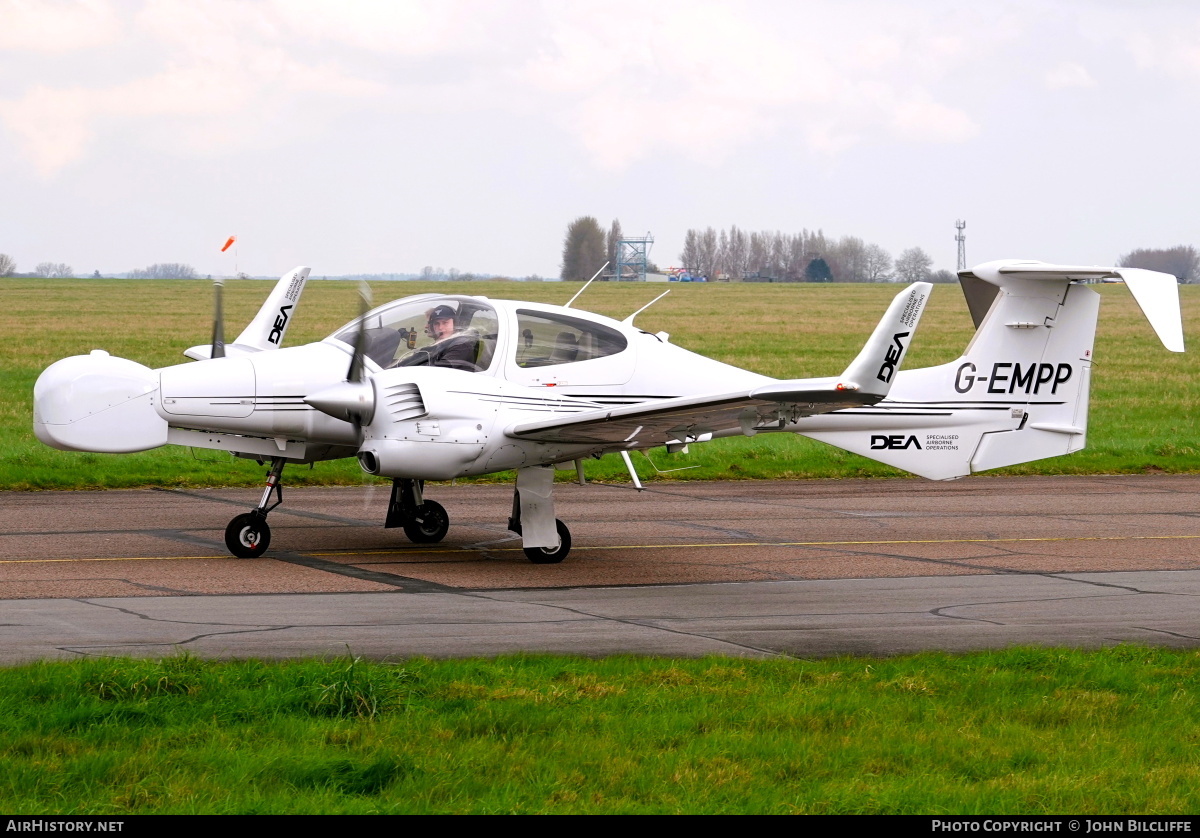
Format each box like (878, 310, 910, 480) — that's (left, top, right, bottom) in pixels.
(34, 260, 1184, 563)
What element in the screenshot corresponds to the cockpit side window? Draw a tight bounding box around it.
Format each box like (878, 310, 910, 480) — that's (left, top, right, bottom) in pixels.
(513, 310, 627, 368)
(334, 299, 499, 372)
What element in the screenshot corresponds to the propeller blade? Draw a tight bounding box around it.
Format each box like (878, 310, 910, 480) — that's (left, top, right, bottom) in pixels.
(347, 280, 372, 384)
(210, 277, 226, 359)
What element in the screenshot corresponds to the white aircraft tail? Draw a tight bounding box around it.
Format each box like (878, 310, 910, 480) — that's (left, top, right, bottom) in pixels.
(184, 266, 311, 359)
(799, 260, 1184, 480)
(839, 281, 931, 398)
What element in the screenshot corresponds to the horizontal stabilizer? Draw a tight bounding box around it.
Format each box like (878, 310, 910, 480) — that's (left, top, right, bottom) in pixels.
(961, 260, 1184, 351)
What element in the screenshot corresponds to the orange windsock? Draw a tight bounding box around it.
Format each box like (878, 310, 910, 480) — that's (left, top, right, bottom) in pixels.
(220, 236, 237, 252)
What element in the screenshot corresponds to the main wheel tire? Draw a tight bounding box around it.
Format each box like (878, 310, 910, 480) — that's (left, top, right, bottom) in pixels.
(402, 500, 450, 544)
(523, 519, 571, 564)
(225, 513, 271, 558)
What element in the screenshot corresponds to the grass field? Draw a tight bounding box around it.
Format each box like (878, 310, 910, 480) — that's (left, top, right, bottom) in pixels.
(3, 278, 1197, 490)
(1, 649, 1196, 814)
(3, 280, 1198, 816)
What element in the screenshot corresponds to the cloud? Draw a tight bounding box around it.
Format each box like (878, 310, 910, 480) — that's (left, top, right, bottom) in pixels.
(0, 0, 121, 52)
(888, 90, 980, 144)
(13, 1, 1152, 177)
(1045, 62, 1097, 90)
(524, 1, 984, 168)
(1, 1, 390, 174)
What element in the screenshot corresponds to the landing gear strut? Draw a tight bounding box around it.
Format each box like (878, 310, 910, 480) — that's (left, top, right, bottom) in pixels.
(385, 478, 450, 544)
(224, 457, 285, 558)
(509, 466, 571, 564)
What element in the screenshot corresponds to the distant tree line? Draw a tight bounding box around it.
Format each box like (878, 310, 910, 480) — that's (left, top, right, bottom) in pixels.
(677, 226, 928, 283)
(127, 263, 197, 279)
(1118, 246, 1198, 283)
(35, 262, 73, 278)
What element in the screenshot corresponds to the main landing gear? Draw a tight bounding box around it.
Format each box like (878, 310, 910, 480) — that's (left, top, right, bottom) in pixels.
(224, 457, 285, 558)
(388, 471, 572, 563)
(508, 465, 572, 564)
(385, 478, 450, 544)
(220, 463, 574, 564)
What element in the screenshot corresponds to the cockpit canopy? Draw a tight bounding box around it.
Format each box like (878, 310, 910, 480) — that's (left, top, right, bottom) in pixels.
(328, 294, 631, 379)
(331, 296, 499, 372)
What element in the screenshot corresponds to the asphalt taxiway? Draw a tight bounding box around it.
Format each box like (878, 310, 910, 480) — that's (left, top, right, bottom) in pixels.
(1, 475, 1197, 661)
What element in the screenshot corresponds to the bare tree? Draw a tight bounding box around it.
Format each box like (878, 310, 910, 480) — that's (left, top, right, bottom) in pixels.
(606, 218, 623, 276)
(696, 227, 719, 279)
(714, 228, 730, 280)
(783, 233, 807, 281)
(679, 229, 700, 274)
(832, 236, 868, 282)
(929, 269, 957, 283)
(863, 244, 892, 282)
(0, 253, 15, 276)
(894, 247, 933, 283)
(767, 231, 788, 280)
(725, 226, 748, 280)
(561, 216, 607, 281)
(747, 231, 769, 276)
(1118, 246, 1200, 283)
(34, 262, 73, 278)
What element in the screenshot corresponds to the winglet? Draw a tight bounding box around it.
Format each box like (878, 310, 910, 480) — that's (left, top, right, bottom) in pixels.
(838, 282, 932, 398)
(231, 266, 311, 352)
(1114, 267, 1185, 352)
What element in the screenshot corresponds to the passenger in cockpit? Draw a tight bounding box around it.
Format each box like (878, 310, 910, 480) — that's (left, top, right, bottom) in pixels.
(392, 304, 479, 370)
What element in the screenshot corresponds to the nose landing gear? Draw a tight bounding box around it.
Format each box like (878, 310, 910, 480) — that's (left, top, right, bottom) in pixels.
(224, 457, 285, 558)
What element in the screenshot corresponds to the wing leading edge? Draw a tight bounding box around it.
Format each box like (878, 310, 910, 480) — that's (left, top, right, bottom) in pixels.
(507, 282, 932, 448)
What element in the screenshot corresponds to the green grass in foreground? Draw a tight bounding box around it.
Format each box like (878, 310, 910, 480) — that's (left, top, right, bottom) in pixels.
(2, 649, 1198, 813)
(2, 279, 1198, 489)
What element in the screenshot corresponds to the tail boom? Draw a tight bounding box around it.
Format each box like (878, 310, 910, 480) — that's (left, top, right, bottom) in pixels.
(797, 265, 1117, 480)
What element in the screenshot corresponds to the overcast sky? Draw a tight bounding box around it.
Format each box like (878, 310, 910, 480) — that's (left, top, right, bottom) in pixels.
(2, 0, 1198, 279)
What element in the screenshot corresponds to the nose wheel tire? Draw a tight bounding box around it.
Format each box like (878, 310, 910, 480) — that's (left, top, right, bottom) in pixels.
(523, 519, 571, 564)
(225, 513, 271, 558)
(402, 500, 450, 544)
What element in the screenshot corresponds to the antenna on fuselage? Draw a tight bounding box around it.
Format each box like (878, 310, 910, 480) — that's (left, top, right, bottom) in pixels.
(621, 289, 670, 327)
(564, 261, 610, 309)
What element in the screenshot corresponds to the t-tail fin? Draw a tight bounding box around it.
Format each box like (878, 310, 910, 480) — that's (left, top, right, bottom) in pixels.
(797, 260, 1184, 480)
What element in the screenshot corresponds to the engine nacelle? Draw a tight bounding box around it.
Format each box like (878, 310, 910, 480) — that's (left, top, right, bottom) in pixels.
(357, 438, 486, 481)
(33, 351, 168, 453)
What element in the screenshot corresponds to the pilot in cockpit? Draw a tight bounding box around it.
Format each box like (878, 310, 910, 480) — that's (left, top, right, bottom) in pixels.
(390, 304, 479, 370)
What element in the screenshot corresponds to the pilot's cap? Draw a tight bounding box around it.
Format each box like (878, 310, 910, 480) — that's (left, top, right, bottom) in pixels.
(427, 304, 455, 322)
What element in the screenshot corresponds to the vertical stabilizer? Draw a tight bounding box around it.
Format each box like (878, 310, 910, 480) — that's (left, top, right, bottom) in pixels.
(231, 266, 311, 352)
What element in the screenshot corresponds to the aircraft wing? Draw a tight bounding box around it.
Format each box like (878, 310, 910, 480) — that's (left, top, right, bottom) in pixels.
(507, 282, 932, 447)
(506, 380, 877, 446)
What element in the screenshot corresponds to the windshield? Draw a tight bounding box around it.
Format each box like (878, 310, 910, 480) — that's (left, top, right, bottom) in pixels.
(332, 297, 499, 372)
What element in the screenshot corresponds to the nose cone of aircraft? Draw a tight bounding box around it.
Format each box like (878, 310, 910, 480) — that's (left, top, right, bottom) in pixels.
(304, 380, 376, 425)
